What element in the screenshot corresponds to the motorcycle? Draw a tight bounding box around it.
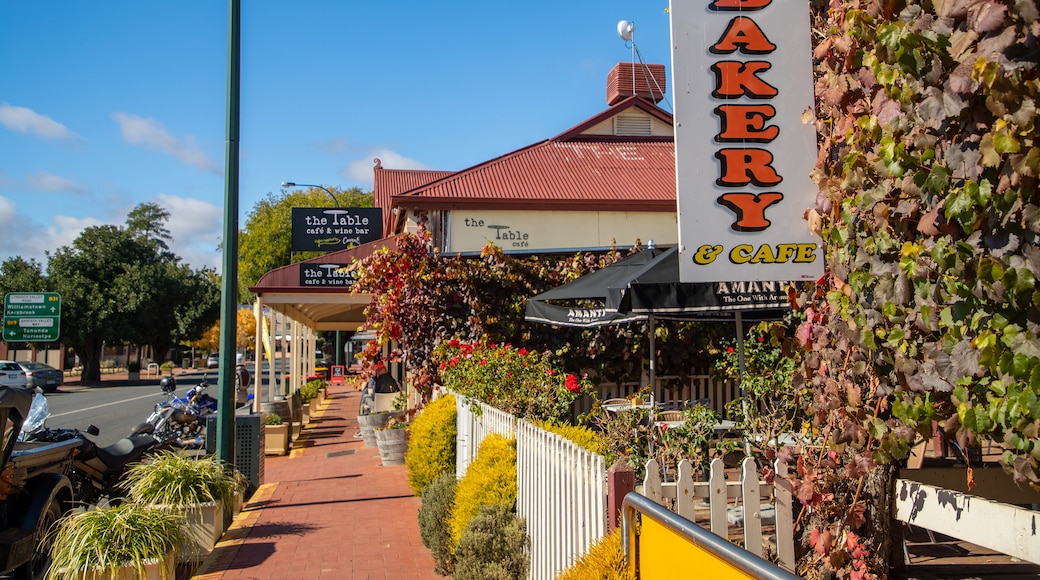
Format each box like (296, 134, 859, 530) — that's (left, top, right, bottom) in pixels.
(128, 376, 218, 448)
(19, 391, 171, 506)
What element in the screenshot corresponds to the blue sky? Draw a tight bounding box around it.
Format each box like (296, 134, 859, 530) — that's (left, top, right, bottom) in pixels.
(0, 1, 673, 272)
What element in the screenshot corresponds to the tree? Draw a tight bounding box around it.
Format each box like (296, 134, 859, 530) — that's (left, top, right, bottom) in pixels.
(0, 256, 46, 298)
(238, 185, 371, 303)
(47, 224, 155, 382)
(0, 257, 50, 352)
(350, 227, 719, 399)
(46, 204, 221, 382)
(193, 307, 256, 355)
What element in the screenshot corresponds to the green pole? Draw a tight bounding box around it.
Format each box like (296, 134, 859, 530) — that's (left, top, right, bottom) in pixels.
(216, 0, 241, 465)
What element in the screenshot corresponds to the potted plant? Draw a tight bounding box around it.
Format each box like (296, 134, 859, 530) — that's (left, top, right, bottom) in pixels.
(300, 378, 324, 421)
(264, 413, 290, 456)
(120, 450, 244, 562)
(374, 416, 410, 466)
(47, 502, 186, 580)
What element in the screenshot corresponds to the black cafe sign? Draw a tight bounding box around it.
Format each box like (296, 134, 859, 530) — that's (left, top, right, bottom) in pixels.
(291, 207, 383, 252)
(299, 263, 358, 287)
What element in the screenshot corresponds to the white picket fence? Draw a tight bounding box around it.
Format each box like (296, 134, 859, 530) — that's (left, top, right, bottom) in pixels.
(642, 456, 797, 573)
(452, 393, 607, 580)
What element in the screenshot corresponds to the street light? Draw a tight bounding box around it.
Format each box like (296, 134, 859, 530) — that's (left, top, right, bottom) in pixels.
(281, 181, 340, 208)
(281, 181, 344, 367)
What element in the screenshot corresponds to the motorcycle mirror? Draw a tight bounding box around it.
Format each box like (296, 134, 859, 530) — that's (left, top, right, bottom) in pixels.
(86, 425, 100, 436)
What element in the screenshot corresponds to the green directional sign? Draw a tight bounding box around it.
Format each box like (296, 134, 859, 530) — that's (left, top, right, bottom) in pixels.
(3, 292, 62, 342)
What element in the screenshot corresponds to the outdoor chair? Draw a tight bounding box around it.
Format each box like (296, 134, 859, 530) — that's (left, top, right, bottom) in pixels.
(657, 410, 684, 422)
(603, 398, 632, 406)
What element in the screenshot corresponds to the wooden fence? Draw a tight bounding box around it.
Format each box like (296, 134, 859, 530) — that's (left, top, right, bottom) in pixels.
(642, 456, 797, 573)
(583, 372, 740, 416)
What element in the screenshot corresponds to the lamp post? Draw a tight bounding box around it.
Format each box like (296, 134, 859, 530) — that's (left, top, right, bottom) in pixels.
(281, 181, 343, 366)
(281, 181, 340, 208)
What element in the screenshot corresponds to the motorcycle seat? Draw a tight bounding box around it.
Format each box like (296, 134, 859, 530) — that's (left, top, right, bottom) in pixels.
(96, 435, 159, 467)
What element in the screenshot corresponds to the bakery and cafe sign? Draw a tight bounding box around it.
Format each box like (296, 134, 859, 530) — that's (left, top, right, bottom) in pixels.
(670, 0, 823, 283)
(299, 263, 358, 287)
(291, 208, 383, 252)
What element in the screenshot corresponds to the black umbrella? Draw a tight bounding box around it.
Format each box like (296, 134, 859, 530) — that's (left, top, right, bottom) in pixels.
(524, 245, 790, 406)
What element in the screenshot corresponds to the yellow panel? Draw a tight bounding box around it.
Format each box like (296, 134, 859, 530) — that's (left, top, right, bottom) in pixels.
(638, 518, 756, 580)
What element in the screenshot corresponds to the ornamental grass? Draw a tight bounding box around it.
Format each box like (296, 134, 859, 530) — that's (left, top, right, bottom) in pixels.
(120, 450, 243, 513)
(47, 503, 185, 579)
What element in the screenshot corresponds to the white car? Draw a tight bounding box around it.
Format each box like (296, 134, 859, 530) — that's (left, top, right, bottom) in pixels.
(0, 360, 28, 387)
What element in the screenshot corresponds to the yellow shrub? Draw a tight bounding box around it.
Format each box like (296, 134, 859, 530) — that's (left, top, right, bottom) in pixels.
(532, 419, 605, 455)
(448, 433, 517, 546)
(406, 394, 458, 496)
(557, 527, 633, 580)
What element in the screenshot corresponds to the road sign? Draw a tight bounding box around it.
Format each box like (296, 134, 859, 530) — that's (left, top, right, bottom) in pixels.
(3, 292, 62, 342)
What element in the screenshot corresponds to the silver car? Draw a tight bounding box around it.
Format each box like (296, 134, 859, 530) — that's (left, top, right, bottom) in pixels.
(18, 361, 64, 392)
(0, 360, 27, 388)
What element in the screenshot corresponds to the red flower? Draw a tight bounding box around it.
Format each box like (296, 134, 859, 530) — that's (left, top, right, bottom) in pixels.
(479, 359, 486, 366)
(727, 346, 735, 353)
(439, 362, 446, 371)
(449, 338, 459, 348)
(545, 369, 555, 376)
(518, 348, 528, 356)
(565, 374, 580, 393)
(758, 335, 765, 342)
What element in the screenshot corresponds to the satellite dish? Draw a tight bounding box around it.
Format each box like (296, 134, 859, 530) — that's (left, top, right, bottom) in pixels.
(617, 20, 635, 42)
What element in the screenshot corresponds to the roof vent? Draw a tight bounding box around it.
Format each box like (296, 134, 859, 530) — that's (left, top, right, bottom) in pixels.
(614, 114, 653, 136)
(607, 62, 666, 105)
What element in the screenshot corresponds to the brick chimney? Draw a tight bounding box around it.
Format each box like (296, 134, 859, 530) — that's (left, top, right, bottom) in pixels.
(607, 62, 666, 105)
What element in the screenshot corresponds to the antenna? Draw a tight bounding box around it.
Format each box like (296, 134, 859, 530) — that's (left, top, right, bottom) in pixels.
(617, 20, 635, 42)
(615, 18, 672, 112)
(617, 20, 637, 94)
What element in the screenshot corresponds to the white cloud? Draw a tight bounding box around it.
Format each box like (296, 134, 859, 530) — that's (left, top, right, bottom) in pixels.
(0, 196, 103, 266)
(112, 112, 221, 175)
(154, 193, 223, 271)
(0, 103, 78, 141)
(341, 148, 430, 187)
(0, 194, 223, 273)
(26, 172, 87, 194)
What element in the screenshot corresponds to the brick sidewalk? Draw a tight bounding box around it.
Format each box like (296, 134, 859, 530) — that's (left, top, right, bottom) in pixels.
(192, 385, 439, 579)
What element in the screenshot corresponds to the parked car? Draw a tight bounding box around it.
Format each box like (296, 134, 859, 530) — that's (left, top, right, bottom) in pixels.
(0, 360, 27, 387)
(17, 361, 63, 392)
(206, 353, 220, 368)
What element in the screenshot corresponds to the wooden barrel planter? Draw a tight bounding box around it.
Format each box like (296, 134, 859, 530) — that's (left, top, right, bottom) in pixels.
(374, 427, 409, 466)
(357, 411, 402, 448)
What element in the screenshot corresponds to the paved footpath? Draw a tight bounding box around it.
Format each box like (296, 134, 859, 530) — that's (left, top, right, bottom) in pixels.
(192, 385, 440, 580)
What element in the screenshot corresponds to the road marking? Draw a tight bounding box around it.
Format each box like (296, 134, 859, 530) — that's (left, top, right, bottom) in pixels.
(48, 392, 161, 418)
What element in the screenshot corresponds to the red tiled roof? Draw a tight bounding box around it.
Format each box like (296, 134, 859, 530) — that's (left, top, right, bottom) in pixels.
(373, 161, 452, 235)
(250, 234, 404, 292)
(389, 97, 675, 214)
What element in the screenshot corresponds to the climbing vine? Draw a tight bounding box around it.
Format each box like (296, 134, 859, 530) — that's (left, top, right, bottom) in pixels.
(796, 0, 1040, 576)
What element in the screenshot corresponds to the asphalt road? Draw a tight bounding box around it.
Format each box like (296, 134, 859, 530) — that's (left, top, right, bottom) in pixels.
(36, 364, 282, 447)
